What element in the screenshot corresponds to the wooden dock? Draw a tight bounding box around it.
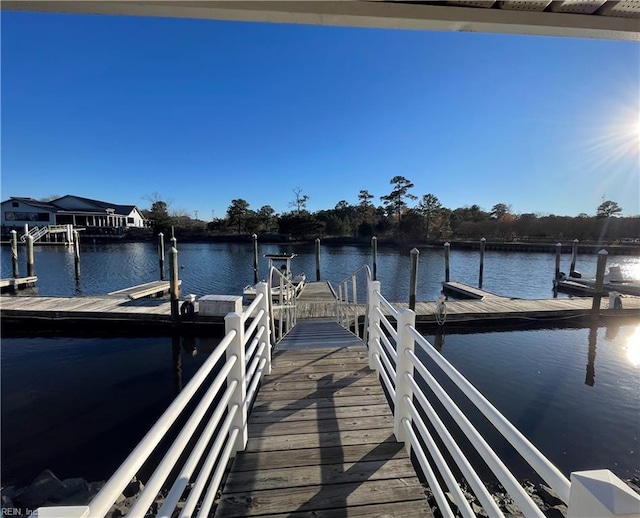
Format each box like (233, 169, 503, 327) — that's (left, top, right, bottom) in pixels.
(215, 321, 431, 517)
(296, 281, 339, 319)
(0, 276, 37, 293)
(107, 280, 180, 299)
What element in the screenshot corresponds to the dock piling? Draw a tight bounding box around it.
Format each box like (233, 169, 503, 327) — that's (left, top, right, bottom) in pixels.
(73, 230, 81, 280)
(444, 242, 450, 283)
(315, 238, 321, 281)
(372, 236, 378, 281)
(158, 233, 165, 281)
(26, 235, 35, 277)
(169, 246, 180, 322)
(252, 234, 259, 284)
(409, 248, 419, 311)
(478, 237, 486, 289)
(592, 249, 608, 313)
(570, 239, 579, 275)
(555, 243, 562, 280)
(10, 230, 19, 278)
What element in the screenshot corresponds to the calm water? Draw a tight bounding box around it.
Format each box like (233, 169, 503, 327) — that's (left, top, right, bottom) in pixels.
(1, 242, 639, 486)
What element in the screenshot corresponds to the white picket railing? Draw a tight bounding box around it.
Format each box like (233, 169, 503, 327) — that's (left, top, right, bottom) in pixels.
(36, 282, 274, 518)
(367, 278, 640, 518)
(336, 264, 371, 340)
(268, 265, 298, 342)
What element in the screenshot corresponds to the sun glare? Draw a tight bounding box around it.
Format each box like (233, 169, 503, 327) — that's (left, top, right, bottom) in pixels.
(626, 326, 640, 367)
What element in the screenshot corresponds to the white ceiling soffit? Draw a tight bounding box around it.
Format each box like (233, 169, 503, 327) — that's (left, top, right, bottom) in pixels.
(2, 1, 640, 41)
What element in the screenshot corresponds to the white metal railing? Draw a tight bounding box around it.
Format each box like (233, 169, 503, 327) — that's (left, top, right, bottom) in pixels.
(20, 225, 49, 242)
(336, 264, 371, 340)
(268, 265, 298, 343)
(36, 282, 274, 518)
(366, 279, 640, 518)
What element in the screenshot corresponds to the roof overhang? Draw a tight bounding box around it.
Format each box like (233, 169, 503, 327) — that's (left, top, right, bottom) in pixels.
(2, 1, 640, 41)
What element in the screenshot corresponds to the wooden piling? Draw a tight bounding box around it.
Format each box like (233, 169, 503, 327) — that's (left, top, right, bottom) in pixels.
(158, 232, 165, 281)
(555, 243, 562, 280)
(570, 239, 579, 275)
(252, 233, 259, 284)
(409, 248, 419, 311)
(444, 242, 450, 283)
(371, 236, 378, 281)
(169, 246, 180, 322)
(315, 238, 321, 281)
(10, 230, 19, 278)
(26, 235, 35, 277)
(478, 237, 486, 289)
(592, 249, 608, 313)
(73, 230, 81, 280)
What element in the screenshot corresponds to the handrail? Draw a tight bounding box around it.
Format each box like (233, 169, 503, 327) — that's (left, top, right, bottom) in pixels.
(36, 282, 274, 518)
(268, 266, 298, 344)
(366, 278, 640, 517)
(336, 264, 371, 340)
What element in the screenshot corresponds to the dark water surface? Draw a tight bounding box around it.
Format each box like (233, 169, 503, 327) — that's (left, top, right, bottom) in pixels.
(1, 242, 639, 486)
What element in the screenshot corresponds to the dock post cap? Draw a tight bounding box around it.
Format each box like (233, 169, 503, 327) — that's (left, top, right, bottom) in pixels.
(410, 247, 420, 255)
(598, 249, 609, 255)
(371, 236, 377, 243)
(252, 233, 257, 238)
(444, 241, 450, 246)
(315, 237, 320, 242)
(556, 242, 562, 246)
(480, 237, 486, 242)
(158, 231, 163, 236)
(9, 229, 16, 234)
(573, 238, 579, 243)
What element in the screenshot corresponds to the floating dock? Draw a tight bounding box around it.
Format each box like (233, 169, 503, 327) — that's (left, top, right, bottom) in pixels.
(442, 281, 505, 300)
(0, 276, 37, 293)
(2, 282, 640, 336)
(214, 321, 431, 517)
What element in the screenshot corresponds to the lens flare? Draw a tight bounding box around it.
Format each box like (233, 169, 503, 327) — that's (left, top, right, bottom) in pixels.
(626, 326, 640, 367)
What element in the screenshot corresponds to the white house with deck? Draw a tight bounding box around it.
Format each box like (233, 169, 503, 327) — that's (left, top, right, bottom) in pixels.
(1, 195, 146, 237)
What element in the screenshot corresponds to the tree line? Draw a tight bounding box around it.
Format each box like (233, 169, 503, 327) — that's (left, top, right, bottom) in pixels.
(143, 177, 639, 243)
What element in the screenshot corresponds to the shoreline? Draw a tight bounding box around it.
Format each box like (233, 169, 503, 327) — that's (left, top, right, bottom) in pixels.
(1, 234, 639, 255)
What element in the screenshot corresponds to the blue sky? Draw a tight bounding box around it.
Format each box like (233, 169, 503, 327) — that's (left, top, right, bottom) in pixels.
(2, 10, 639, 219)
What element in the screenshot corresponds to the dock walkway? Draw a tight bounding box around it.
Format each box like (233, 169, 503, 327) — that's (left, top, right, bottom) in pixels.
(214, 320, 431, 517)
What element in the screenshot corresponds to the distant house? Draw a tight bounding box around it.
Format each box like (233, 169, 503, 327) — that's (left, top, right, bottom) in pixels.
(1, 195, 147, 234)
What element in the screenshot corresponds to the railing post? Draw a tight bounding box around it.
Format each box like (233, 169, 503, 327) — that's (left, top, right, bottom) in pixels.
(315, 237, 321, 281)
(252, 233, 259, 285)
(394, 309, 416, 446)
(367, 280, 381, 371)
(371, 236, 378, 281)
(444, 241, 450, 283)
(352, 275, 358, 337)
(555, 242, 562, 280)
(225, 312, 248, 455)
(158, 232, 165, 281)
(10, 230, 19, 278)
(568, 469, 640, 517)
(26, 235, 35, 277)
(169, 246, 180, 322)
(570, 239, 579, 275)
(256, 282, 272, 375)
(409, 248, 419, 311)
(479, 237, 486, 289)
(592, 249, 608, 313)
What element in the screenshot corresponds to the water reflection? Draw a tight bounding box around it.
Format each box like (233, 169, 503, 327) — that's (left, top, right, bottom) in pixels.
(586, 326, 597, 387)
(171, 336, 200, 395)
(625, 326, 640, 367)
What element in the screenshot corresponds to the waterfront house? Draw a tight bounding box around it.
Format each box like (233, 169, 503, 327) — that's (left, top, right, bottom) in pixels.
(1, 195, 147, 237)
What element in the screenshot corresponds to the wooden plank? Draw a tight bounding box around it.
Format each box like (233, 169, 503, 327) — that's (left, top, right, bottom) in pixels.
(223, 458, 418, 492)
(215, 479, 425, 517)
(248, 500, 433, 517)
(259, 376, 380, 392)
(248, 416, 394, 436)
(253, 386, 384, 402)
(230, 441, 408, 472)
(251, 395, 389, 412)
(249, 404, 392, 424)
(245, 428, 397, 452)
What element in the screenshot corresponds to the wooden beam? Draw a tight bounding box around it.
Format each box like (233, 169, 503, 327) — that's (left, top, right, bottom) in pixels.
(3, 1, 639, 40)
